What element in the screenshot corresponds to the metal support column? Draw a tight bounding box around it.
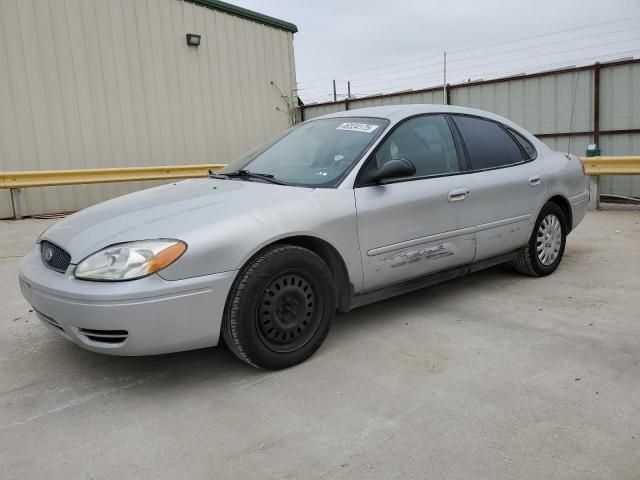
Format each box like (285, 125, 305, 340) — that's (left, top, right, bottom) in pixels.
(10, 188, 22, 220)
(588, 176, 599, 210)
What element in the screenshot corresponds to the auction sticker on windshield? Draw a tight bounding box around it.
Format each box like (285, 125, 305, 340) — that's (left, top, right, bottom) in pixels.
(336, 122, 380, 133)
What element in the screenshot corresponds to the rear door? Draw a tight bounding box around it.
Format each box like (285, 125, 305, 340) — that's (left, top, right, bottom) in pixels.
(354, 114, 476, 291)
(449, 115, 546, 260)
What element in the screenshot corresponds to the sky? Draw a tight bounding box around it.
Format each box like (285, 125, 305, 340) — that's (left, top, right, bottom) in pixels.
(230, 0, 640, 104)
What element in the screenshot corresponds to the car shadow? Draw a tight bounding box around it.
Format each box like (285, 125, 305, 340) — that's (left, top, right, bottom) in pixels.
(30, 263, 525, 393)
(331, 263, 519, 329)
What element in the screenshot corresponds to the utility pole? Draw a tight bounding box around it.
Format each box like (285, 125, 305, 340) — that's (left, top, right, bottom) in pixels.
(347, 81, 351, 99)
(333, 79, 337, 102)
(443, 51, 447, 104)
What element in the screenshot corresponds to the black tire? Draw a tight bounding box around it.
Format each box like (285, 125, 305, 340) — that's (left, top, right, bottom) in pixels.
(222, 245, 335, 370)
(513, 201, 567, 277)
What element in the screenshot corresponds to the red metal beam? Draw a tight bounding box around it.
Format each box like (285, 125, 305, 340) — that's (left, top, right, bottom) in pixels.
(536, 131, 593, 138)
(535, 128, 640, 138)
(594, 62, 601, 146)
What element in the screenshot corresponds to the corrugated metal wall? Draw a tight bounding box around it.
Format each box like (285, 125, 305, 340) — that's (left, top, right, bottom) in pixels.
(301, 62, 640, 197)
(598, 63, 640, 196)
(451, 71, 594, 135)
(0, 0, 296, 218)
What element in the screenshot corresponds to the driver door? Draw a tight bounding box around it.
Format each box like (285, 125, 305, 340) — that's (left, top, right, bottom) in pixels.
(354, 114, 476, 291)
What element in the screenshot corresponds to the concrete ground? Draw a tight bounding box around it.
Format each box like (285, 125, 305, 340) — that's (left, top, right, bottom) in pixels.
(1, 206, 639, 480)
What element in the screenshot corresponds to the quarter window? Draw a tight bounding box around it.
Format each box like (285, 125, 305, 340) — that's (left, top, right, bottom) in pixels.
(453, 115, 525, 170)
(509, 128, 537, 159)
(367, 115, 460, 179)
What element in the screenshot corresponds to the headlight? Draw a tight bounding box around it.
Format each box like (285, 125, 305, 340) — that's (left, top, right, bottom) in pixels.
(74, 240, 187, 281)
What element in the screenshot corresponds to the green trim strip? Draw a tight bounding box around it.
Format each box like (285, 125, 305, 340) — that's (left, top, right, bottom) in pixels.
(187, 0, 298, 33)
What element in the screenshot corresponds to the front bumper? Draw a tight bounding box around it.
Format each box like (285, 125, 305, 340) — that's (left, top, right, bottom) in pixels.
(18, 246, 237, 355)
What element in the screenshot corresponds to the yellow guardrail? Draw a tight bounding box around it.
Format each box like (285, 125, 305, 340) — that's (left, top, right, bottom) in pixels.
(2, 158, 639, 218)
(580, 156, 640, 175)
(1, 164, 226, 219)
(579, 156, 640, 210)
(0, 164, 226, 189)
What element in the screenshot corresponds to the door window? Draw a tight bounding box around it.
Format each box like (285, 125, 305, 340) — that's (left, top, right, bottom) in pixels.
(453, 115, 526, 170)
(366, 115, 460, 179)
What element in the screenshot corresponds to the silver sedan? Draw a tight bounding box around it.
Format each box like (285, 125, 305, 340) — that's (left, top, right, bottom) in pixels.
(18, 105, 588, 369)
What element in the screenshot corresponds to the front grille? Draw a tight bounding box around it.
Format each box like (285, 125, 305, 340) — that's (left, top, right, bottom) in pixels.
(79, 328, 129, 344)
(41, 241, 71, 273)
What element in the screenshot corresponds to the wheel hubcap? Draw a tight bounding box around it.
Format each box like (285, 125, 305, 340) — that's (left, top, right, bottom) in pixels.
(258, 272, 320, 352)
(537, 214, 562, 266)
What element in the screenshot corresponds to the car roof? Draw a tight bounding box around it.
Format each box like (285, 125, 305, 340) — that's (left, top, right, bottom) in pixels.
(313, 104, 519, 128)
(310, 103, 550, 154)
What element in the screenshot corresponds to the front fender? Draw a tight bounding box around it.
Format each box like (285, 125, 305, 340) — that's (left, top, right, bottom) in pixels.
(158, 189, 364, 292)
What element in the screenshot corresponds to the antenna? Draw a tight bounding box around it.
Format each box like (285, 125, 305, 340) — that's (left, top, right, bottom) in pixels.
(443, 51, 447, 103)
(567, 71, 580, 154)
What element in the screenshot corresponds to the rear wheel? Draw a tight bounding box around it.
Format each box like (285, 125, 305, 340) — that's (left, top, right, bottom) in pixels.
(222, 245, 335, 370)
(513, 202, 567, 277)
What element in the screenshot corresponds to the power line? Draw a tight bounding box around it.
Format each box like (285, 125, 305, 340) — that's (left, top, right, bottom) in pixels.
(375, 49, 640, 95)
(354, 25, 639, 87)
(347, 36, 640, 91)
(297, 25, 639, 94)
(447, 15, 640, 55)
(298, 27, 636, 95)
(445, 52, 639, 86)
(301, 49, 640, 103)
(295, 14, 640, 87)
(296, 52, 442, 88)
(441, 49, 638, 91)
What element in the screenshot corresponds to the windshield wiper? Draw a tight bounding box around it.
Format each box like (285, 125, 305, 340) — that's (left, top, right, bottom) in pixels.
(208, 170, 229, 179)
(221, 169, 287, 185)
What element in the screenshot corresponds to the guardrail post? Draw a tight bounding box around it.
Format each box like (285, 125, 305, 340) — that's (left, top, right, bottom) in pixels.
(10, 188, 23, 220)
(588, 176, 599, 210)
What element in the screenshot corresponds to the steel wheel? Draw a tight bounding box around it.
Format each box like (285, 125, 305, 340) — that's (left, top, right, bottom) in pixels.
(536, 213, 562, 266)
(222, 245, 335, 370)
(257, 271, 322, 353)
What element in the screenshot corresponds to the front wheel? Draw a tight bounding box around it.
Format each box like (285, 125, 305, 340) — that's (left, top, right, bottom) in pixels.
(513, 202, 567, 277)
(222, 245, 335, 370)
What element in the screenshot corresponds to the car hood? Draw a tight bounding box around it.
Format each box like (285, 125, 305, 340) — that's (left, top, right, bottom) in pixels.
(41, 178, 311, 263)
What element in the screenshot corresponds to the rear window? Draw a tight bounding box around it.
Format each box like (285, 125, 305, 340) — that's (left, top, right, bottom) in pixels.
(453, 115, 525, 170)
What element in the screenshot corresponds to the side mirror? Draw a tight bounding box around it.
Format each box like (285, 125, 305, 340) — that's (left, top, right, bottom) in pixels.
(374, 159, 416, 183)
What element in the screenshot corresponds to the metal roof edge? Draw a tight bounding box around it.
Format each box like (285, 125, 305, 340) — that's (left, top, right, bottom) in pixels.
(186, 0, 298, 33)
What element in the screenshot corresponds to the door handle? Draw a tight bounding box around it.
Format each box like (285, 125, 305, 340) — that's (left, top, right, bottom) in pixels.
(448, 187, 470, 203)
(529, 175, 543, 186)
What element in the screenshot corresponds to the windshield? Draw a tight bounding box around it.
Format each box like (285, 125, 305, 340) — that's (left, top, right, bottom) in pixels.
(218, 117, 389, 187)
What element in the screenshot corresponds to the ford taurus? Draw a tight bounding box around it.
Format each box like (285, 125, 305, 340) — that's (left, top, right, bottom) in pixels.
(18, 105, 588, 369)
